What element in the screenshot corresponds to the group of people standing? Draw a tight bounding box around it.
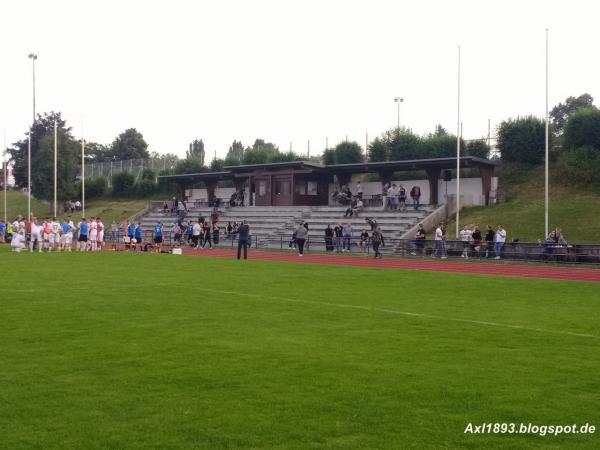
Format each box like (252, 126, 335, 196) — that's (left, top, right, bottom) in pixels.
(7, 215, 105, 252)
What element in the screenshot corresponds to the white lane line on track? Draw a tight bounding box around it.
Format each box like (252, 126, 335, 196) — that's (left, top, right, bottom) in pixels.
(194, 287, 600, 341)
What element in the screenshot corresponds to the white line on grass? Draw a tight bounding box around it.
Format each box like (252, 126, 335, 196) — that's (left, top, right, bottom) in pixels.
(193, 287, 600, 341)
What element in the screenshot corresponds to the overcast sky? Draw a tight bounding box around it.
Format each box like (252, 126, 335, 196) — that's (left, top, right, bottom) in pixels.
(1, 0, 599, 160)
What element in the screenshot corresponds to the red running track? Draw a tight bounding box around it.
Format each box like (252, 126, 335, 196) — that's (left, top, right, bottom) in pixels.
(180, 247, 600, 283)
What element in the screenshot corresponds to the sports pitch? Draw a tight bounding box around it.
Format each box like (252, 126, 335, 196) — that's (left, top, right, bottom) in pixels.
(1, 250, 599, 449)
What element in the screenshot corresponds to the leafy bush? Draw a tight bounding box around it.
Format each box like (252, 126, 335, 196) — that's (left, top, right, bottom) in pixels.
(562, 107, 600, 150)
(112, 172, 135, 197)
(85, 177, 108, 199)
(497, 116, 546, 164)
(554, 146, 600, 188)
(140, 169, 156, 181)
(135, 179, 157, 197)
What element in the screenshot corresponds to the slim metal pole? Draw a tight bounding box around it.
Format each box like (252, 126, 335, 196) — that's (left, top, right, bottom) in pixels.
(28, 132, 31, 221)
(455, 45, 461, 240)
(3, 129, 6, 225)
(544, 29, 549, 238)
(81, 119, 85, 218)
(54, 121, 57, 217)
(397, 101, 400, 129)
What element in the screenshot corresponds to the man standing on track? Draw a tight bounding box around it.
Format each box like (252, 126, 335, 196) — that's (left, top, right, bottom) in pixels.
(494, 225, 507, 260)
(295, 222, 308, 256)
(235, 220, 250, 260)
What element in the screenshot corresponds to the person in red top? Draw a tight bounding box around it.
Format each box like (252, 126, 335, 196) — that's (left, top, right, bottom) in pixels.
(410, 185, 421, 210)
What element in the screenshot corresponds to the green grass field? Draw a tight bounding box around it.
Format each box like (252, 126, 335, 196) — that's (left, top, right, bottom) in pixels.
(1, 250, 599, 449)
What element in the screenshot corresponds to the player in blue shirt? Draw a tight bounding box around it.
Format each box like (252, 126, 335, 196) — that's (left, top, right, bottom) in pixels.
(127, 221, 135, 239)
(77, 218, 89, 252)
(154, 222, 163, 252)
(134, 223, 142, 243)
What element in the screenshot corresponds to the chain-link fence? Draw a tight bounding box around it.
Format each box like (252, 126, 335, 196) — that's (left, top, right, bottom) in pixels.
(83, 158, 178, 182)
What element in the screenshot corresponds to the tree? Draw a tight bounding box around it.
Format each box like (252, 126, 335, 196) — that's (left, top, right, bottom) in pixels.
(322, 148, 336, 165)
(562, 107, 600, 151)
(497, 116, 546, 165)
(465, 140, 490, 159)
(210, 158, 225, 171)
(242, 139, 280, 164)
(85, 142, 112, 163)
(368, 137, 388, 162)
(419, 135, 464, 159)
(226, 140, 244, 161)
(550, 94, 594, 134)
(432, 124, 449, 137)
(173, 159, 208, 174)
(110, 128, 149, 160)
(387, 128, 421, 160)
(325, 142, 364, 165)
(111, 172, 135, 197)
(7, 112, 80, 200)
(187, 139, 205, 164)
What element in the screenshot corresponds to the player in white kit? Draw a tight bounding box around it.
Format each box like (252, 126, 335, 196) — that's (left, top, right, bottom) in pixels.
(96, 217, 104, 251)
(49, 217, 62, 251)
(30, 219, 43, 252)
(11, 228, 26, 252)
(88, 217, 98, 251)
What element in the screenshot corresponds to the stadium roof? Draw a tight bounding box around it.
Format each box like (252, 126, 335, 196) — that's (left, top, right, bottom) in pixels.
(158, 156, 497, 182)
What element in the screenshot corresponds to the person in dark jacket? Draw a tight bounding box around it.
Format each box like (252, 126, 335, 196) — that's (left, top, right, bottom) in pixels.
(324, 225, 334, 251)
(484, 225, 494, 258)
(235, 220, 250, 260)
(372, 226, 383, 258)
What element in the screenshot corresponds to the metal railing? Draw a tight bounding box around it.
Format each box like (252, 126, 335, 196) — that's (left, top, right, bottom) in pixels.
(98, 231, 600, 265)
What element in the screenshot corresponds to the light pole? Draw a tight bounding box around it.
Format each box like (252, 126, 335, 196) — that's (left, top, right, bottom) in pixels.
(393, 97, 403, 129)
(28, 53, 37, 123)
(27, 53, 37, 222)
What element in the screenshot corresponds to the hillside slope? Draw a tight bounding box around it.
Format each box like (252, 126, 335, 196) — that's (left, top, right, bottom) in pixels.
(453, 172, 600, 243)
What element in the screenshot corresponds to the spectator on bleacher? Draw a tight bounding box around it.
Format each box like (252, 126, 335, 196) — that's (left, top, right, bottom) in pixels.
(324, 224, 334, 252)
(235, 220, 250, 260)
(344, 197, 358, 218)
(494, 225, 506, 259)
(110, 221, 118, 242)
(356, 181, 363, 200)
(342, 223, 353, 252)
(398, 185, 407, 212)
(382, 182, 390, 211)
(352, 198, 364, 216)
(460, 225, 473, 259)
(358, 229, 369, 253)
(334, 223, 343, 253)
(372, 226, 383, 258)
(295, 222, 308, 256)
(226, 221, 233, 238)
(75, 200, 81, 211)
(163, 201, 168, 214)
(388, 184, 398, 210)
(303, 221, 309, 231)
(410, 185, 421, 210)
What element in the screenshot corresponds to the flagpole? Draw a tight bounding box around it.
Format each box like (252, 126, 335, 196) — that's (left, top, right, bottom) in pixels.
(54, 121, 58, 217)
(81, 118, 85, 218)
(28, 131, 31, 221)
(544, 29, 549, 238)
(455, 45, 461, 239)
(3, 129, 7, 225)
